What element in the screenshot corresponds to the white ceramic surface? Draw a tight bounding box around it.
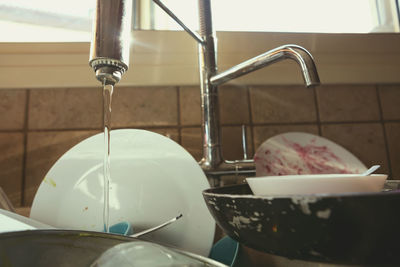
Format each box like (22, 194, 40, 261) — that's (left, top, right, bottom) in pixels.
(30, 129, 215, 256)
(247, 174, 388, 196)
(0, 209, 53, 233)
(254, 132, 367, 176)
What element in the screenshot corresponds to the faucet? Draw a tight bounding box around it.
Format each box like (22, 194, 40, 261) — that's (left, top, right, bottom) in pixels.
(89, 0, 320, 184)
(89, 0, 133, 85)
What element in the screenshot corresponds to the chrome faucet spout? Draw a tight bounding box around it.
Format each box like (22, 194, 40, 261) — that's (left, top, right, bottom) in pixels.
(210, 44, 320, 87)
(89, 0, 133, 85)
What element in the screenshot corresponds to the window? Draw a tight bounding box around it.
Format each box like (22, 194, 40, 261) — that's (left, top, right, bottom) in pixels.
(0, 0, 399, 42)
(152, 0, 400, 33)
(0, 0, 94, 42)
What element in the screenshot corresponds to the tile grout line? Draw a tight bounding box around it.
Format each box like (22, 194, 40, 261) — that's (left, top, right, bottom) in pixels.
(0, 129, 25, 133)
(22, 119, 400, 133)
(27, 128, 103, 132)
(375, 85, 393, 179)
(254, 120, 397, 126)
(20, 89, 30, 207)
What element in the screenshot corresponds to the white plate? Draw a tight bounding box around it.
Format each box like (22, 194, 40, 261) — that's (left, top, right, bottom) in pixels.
(254, 132, 367, 176)
(30, 129, 215, 256)
(0, 209, 54, 233)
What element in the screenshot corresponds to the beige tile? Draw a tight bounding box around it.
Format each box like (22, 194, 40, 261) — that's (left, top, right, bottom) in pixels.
(253, 124, 319, 151)
(316, 85, 380, 122)
(385, 123, 400, 179)
(321, 123, 389, 175)
(15, 206, 31, 217)
(180, 85, 250, 126)
(0, 90, 26, 130)
(181, 126, 254, 163)
(144, 128, 180, 143)
(249, 86, 317, 124)
(180, 127, 202, 161)
(219, 85, 250, 125)
(220, 174, 247, 187)
(24, 130, 99, 206)
(0, 133, 24, 207)
(379, 85, 400, 120)
(29, 88, 103, 130)
(180, 86, 201, 126)
(221, 126, 253, 160)
(112, 87, 178, 127)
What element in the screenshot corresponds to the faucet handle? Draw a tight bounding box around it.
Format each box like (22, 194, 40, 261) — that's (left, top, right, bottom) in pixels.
(241, 125, 248, 160)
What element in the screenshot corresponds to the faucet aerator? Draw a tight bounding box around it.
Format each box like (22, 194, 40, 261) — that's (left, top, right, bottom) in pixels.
(89, 0, 133, 86)
(94, 66, 123, 85)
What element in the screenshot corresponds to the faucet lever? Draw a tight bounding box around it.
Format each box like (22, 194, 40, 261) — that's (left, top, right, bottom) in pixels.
(152, 0, 204, 44)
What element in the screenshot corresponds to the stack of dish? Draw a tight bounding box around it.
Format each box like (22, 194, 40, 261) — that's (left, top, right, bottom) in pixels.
(202, 132, 397, 265)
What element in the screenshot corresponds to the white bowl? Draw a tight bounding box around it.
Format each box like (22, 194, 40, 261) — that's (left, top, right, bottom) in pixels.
(246, 174, 388, 196)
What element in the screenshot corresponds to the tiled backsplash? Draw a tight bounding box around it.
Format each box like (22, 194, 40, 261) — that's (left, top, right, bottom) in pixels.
(0, 84, 399, 207)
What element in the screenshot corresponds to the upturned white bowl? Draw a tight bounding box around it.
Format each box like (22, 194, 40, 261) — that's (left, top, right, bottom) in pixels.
(246, 174, 388, 196)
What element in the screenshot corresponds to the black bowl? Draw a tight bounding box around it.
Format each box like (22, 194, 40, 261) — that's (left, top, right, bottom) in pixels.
(203, 183, 400, 265)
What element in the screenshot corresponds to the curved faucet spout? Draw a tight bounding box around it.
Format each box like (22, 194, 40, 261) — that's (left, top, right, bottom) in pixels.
(210, 44, 320, 87)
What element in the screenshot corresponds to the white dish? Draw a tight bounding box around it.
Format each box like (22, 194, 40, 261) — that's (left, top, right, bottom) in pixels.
(254, 132, 367, 176)
(247, 174, 388, 196)
(0, 209, 54, 233)
(30, 129, 215, 257)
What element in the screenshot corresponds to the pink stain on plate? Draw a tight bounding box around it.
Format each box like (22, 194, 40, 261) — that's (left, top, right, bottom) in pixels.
(255, 135, 357, 176)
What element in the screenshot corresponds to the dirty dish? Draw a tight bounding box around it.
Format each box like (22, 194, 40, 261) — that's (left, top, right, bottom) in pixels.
(30, 129, 215, 257)
(246, 173, 388, 196)
(203, 183, 400, 265)
(254, 132, 367, 176)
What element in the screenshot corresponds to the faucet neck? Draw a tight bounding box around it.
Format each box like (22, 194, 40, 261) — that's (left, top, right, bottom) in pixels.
(198, 0, 224, 170)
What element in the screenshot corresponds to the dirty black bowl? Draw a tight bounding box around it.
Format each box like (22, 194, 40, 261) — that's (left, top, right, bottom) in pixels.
(203, 183, 400, 266)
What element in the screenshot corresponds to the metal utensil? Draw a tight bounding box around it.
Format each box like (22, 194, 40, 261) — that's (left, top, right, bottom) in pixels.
(361, 165, 380, 176)
(130, 214, 183, 238)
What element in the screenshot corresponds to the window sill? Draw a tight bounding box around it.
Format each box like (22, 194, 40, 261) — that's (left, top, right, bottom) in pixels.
(0, 31, 399, 89)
